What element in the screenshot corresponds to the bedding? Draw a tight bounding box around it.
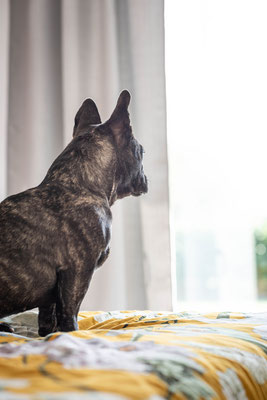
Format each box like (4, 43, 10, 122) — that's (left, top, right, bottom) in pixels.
(0, 310, 266, 399)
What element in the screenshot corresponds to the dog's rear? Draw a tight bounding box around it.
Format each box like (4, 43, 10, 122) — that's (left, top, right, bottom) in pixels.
(0, 189, 60, 316)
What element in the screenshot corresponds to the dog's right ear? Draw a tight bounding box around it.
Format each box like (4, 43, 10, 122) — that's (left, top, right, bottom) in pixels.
(73, 99, 102, 137)
(101, 90, 131, 147)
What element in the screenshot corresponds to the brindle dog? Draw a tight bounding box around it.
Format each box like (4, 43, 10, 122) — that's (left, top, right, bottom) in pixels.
(0, 90, 147, 336)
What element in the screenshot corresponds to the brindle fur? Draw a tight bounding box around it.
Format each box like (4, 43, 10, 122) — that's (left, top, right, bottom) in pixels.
(0, 90, 147, 336)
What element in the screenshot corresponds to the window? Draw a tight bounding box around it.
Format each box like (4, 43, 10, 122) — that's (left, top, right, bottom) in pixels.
(165, 0, 267, 311)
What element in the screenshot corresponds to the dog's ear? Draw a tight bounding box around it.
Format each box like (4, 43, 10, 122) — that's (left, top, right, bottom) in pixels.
(103, 90, 131, 146)
(73, 99, 102, 137)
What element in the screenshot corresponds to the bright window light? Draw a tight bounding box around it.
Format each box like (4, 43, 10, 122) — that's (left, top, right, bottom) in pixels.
(165, 0, 267, 311)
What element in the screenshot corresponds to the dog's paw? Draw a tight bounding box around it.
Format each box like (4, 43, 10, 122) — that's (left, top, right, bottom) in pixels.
(38, 326, 57, 337)
(0, 322, 14, 333)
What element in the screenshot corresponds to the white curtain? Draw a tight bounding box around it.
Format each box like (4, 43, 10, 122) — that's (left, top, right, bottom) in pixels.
(0, 0, 172, 311)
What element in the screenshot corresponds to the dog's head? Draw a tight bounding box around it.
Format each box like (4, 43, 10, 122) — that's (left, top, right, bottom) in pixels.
(73, 90, 148, 204)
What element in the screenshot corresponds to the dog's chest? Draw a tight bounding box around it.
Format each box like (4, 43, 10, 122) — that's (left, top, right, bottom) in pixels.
(57, 200, 112, 266)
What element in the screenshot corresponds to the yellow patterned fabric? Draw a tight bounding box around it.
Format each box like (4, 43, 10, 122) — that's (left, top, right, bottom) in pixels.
(0, 310, 267, 399)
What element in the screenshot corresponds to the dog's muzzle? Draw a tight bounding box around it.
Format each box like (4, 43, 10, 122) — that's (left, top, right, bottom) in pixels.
(132, 174, 148, 196)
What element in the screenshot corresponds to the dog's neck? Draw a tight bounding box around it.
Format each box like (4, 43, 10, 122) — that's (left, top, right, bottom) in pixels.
(40, 134, 118, 206)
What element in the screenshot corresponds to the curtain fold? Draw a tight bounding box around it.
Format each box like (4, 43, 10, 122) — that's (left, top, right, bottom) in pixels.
(7, 0, 64, 195)
(0, 0, 172, 311)
(0, 0, 9, 201)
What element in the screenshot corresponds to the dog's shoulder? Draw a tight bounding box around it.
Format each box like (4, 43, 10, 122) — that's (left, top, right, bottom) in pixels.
(41, 185, 112, 246)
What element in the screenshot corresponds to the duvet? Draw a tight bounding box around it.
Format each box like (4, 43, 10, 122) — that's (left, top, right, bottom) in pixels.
(0, 310, 267, 399)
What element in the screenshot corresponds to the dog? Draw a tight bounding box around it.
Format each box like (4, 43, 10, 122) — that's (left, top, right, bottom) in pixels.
(0, 90, 148, 336)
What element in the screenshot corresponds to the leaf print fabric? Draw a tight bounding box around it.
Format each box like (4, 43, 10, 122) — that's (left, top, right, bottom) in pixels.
(0, 310, 266, 399)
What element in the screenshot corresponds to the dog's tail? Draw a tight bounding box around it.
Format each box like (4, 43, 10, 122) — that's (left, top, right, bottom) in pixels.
(0, 322, 14, 333)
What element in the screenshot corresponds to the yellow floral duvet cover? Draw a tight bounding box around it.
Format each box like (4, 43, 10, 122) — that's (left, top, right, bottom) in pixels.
(0, 310, 267, 399)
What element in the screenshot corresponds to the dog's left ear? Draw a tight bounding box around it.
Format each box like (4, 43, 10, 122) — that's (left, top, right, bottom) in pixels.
(73, 99, 102, 137)
(103, 90, 131, 146)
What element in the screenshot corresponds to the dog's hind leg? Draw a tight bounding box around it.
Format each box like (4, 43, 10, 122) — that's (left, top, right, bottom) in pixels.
(38, 303, 57, 337)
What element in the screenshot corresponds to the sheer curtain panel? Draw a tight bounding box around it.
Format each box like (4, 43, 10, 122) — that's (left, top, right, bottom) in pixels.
(0, 0, 172, 311)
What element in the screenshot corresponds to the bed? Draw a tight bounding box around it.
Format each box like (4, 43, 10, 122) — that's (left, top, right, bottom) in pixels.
(0, 310, 266, 399)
